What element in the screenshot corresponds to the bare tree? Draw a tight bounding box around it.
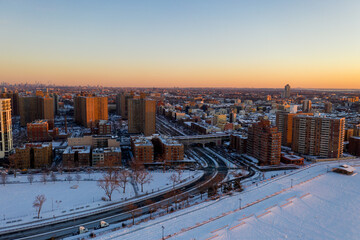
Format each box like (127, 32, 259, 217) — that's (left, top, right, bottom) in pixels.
(27, 174, 34, 184)
(50, 172, 57, 183)
(65, 174, 73, 183)
(97, 172, 120, 201)
(33, 194, 46, 219)
(41, 172, 48, 184)
(75, 173, 81, 183)
(86, 168, 92, 179)
(176, 164, 185, 181)
(169, 173, 179, 189)
(118, 169, 131, 193)
(58, 166, 63, 175)
(136, 170, 153, 192)
(0, 172, 7, 186)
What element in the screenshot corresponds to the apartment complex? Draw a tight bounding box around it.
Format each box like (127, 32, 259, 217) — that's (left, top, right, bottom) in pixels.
(131, 136, 154, 163)
(247, 118, 281, 165)
(62, 146, 91, 168)
(324, 102, 333, 113)
(292, 116, 345, 158)
(128, 98, 156, 136)
(0, 99, 13, 159)
(276, 111, 313, 147)
(19, 95, 54, 126)
(10, 143, 52, 169)
(27, 120, 59, 142)
(302, 100, 312, 112)
(1, 90, 19, 116)
(74, 95, 108, 128)
(230, 134, 247, 154)
(92, 147, 122, 167)
(151, 135, 184, 161)
(116, 92, 139, 119)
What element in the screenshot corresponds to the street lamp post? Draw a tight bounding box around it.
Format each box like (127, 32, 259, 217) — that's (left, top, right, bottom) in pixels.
(162, 226, 165, 240)
(291, 179, 293, 188)
(239, 198, 242, 210)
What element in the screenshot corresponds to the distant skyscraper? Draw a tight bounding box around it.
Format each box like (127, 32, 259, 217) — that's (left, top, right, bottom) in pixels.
(74, 95, 108, 128)
(284, 84, 291, 98)
(292, 116, 345, 158)
(0, 99, 13, 159)
(247, 118, 281, 165)
(302, 100, 312, 112)
(128, 98, 156, 136)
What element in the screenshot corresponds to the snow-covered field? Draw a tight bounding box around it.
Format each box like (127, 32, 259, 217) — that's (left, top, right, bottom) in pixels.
(0, 170, 201, 227)
(92, 159, 360, 240)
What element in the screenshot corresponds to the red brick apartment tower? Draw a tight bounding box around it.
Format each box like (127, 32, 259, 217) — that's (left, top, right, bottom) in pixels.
(247, 118, 281, 165)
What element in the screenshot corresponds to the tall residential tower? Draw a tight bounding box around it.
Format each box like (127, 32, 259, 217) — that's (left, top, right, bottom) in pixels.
(0, 99, 13, 159)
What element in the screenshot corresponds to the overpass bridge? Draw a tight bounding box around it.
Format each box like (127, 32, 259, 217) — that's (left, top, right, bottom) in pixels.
(171, 133, 230, 146)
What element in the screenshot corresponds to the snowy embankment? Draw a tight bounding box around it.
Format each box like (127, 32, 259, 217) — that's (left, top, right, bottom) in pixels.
(92, 158, 360, 240)
(0, 170, 202, 228)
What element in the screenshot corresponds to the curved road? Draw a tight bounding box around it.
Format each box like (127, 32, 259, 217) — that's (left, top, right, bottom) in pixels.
(0, 148, 231, 240)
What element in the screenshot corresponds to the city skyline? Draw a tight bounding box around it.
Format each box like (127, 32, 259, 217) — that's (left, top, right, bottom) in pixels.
(1, 0, 360, 88)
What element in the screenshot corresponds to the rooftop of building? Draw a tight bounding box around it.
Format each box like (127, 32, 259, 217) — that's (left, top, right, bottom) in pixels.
(92, 147, 121, 153)
(63, 145, 91, 154)
(131, 136, 153, 147)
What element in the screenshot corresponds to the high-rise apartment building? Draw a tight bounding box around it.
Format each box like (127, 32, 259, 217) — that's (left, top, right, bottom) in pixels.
(276, 111, 313, 147)
(0, 99, 13, 159)
(302, 100, 312, 112)
(74, 96, 108, 128)
(324, 102, 333, 113)
(247, 118, 281, 165)
(116, 92, 139, 119)
(292, 116, 345, 158)
(284, 84, 291, 98)
(19, 95, 54, 126)
(1, 90, 19, 116)
(128, 98, 156, 136)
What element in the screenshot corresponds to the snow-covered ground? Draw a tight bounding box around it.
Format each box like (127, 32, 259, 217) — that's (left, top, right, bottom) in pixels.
(0, 170, 201, 228)
(90, 159, 360, 240)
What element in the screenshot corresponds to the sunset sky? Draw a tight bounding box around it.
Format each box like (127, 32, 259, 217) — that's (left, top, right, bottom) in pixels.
(1, 0, 360, 88)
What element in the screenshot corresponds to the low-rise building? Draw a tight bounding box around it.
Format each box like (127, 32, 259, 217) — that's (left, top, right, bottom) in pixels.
(151, 135, 184, 161)
(281, 154, 304, 165)
(62, 145, 91, 168)
(131, 136, 154, 163)
(92, 147, 122, 167)
(10, 142, 52, 169)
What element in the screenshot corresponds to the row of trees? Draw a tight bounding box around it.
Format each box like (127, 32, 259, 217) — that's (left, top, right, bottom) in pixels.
(0, 171, 84, 186)
(97, 162, 153, 201)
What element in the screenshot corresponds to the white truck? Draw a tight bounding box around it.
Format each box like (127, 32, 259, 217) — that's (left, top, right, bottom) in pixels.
(78, 226, 89, 234)
(100, 220, 109, 228)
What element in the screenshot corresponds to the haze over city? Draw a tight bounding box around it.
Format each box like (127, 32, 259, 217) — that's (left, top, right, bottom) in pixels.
(1, 0, 360, 88)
